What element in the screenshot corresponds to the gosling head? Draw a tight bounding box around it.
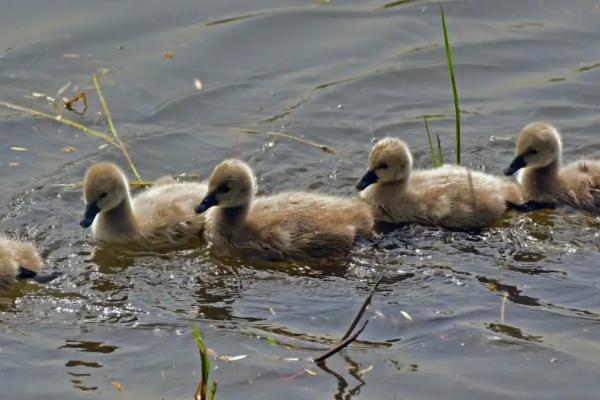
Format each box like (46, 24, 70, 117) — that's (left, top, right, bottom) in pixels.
(356, 137, 413, 191)
(81, 162, 129, 228)
(504, 122, 562, 176)
(13, 241, 42, 279)
(195, 159, 256, 214)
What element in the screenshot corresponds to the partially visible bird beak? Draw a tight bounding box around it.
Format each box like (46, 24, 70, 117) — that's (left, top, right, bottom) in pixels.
(16, 267, 37, 280)
(356, 170, 378, 191)
(80, 201, 100, 228)
(195, 192, 218, 214)
(32, 272, 61, 283)
(17, 267, 61, 283)
(503, 155, 527, 176)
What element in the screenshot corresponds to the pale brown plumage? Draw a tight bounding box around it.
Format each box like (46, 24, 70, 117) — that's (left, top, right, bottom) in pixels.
(81, 162, 208, 248)
(194, 159, 374, 264)
(0, 235, 43, 293)
(357, 137, 523, 229)
(504, 122, 600, 213)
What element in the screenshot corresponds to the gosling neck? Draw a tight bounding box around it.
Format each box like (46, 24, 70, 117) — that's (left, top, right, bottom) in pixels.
(521, 158, 561, 198)
(96, 195, 137, 237)
(375, 176, 410, 193)
(214, 202, 250, 228)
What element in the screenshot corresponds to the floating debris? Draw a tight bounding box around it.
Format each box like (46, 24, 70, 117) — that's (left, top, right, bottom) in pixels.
(62, 146, 76, 153)
(357, 365, 374, 376)
(63, 91, 88, 116)
(235, 128, 336, 154)
(10, 146, 29, 152)
(217, 354, 247, 362)
(62, 53, 81, 59)
(163, 51, 175, 59)
(194, 78, 203, 90)
(31, 92, 57, 105)
(575, 62, 600, 72)
(400, 310, 413, 321)
(205, 12, 266, 26)
(378, 0, 415, 10)
(111, 381, 123, 391)
(57, 82, 72, 96)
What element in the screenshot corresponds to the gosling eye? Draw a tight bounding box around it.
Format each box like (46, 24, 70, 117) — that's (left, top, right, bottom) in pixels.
(99, 192, 108, 199)
(218, 184, 230, 193)
(378, 163, 389, 170)
(529, 149, 538, 155)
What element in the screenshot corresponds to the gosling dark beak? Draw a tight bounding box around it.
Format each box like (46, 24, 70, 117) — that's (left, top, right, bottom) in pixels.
(33, 272, 61, 283)
(195, 192, 218, 214)
(16, 267, 37, 280)
(80, 202, 100, 228)
(17, 267, 61, 283)
(356, 170, 378, 191)
(504, 155, 527, 176)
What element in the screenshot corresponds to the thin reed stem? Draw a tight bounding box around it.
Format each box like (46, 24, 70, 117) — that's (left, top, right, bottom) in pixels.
(92, 73, 144, 181)
(0, 100, 119, 147)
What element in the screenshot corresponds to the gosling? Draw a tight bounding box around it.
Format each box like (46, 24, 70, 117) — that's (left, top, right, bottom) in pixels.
(81, 162, 208, 247)
(194, 159, 374, 264)
(0, 236, 54, 293)
(356, 137, 524, 229)
(504, 122, 600, 213)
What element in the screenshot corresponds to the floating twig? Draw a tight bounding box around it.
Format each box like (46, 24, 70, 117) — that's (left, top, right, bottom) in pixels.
(341, 275, 383, 341)
(92, 73, 144, 181)
(313, 320, 369, 364)
(235, 128, 336, 154)
(313, 276, 382, 364)
(0, 100, 118, 146)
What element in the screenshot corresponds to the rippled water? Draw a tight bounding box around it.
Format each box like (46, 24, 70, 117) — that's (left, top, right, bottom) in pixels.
(1, 0, 600, 399)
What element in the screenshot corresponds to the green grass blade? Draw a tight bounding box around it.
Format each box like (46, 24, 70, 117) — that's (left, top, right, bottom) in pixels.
(440, 5, 461, 165)
(424, 115, 438, 167)
(436, 134, 444, 165)
(209, 381, 218, 400)
(192, 325, 211, 400)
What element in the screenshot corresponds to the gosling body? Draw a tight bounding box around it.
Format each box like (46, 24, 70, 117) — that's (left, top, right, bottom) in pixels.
(81, 162, 208, 247)
(504, 122, 600, 213)
(0, 236, 44, 293)
(357, 138, 523, 229)
(195, 159, 373, 263)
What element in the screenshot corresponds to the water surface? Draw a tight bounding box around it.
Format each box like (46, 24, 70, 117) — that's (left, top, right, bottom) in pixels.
(1, 0, 600, 399)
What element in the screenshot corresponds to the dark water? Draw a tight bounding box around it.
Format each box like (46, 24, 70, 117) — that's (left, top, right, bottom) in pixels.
(1, 0, 600, 399)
